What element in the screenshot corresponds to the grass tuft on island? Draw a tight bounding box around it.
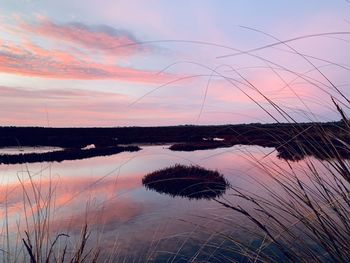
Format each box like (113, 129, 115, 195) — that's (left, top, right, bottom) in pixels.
(142, 164, 229, 200)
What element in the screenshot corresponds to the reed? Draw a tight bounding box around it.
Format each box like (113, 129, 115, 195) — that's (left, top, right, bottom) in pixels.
(1, 168, 100, 263)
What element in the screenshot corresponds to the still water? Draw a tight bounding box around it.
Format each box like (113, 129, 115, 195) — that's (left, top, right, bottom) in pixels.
(0, 144, 313, 261)
(0, 146, 64, 155)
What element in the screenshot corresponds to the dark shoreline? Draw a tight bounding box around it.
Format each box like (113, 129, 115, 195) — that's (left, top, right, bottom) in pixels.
(0, 145, 140, 165)
(0, 121, 345, 146)
(1, 121, 349, 163)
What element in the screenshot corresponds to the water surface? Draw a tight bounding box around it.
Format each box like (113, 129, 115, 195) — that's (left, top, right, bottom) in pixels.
(0, 144, 319, 261)
(0, 146, 64, 155)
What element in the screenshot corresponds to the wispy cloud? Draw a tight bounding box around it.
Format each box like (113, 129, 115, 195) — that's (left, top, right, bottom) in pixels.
(21, 18, 144, 55)
(0, 85, 197, 126)
(0, 41, 170, 82)
(0, 17, 173, 83)
(0, 85, 129, 100)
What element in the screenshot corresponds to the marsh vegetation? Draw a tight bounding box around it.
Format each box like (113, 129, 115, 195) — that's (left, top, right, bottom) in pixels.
(1, 7, 350, 262)
(142, 164, 229, 199)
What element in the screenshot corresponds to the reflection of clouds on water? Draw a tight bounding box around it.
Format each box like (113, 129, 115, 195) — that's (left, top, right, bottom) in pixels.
(49, 197, 147, 234)
(0, 173, 143, 231)
(0, 146, 64, 155)
(0, 144, 326, 259)
(81, 144, 95, 150)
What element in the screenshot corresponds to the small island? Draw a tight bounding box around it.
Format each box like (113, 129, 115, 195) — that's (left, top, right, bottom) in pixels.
(142, 164, 229, 200)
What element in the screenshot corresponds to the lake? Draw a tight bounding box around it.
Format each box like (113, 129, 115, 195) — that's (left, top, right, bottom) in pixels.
(0, 144, 324, 262)
(0, 146, 64, 155)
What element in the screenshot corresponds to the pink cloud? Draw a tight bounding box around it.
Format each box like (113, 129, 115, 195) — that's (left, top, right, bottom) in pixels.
(0, 41, 172, 82)
(0, 17, 175, 82)
(0, 85, 197, 127)
(21, 18, 144, 56)
(0, 85, 128, 100)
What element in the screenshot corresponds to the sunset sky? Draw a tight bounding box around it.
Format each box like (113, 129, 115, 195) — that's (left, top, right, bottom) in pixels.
(1, 0, 350, 127)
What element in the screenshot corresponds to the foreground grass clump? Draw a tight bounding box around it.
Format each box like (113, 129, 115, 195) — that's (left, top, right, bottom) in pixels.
(142, 164, 229, 199)
(216, 105, 350, 262)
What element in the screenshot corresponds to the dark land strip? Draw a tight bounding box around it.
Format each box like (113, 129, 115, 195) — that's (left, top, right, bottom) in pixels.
(0, 145, 140, 165)
(0, 121, 349, 164)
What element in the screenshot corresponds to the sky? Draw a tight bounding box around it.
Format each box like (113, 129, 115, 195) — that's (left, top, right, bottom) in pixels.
(0, 0, 350, 127)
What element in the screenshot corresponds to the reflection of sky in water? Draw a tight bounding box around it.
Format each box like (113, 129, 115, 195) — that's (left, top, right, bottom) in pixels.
(0, 146, 64, 155)
(0, 145, 321, 260)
